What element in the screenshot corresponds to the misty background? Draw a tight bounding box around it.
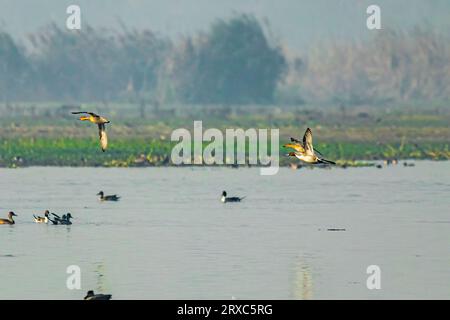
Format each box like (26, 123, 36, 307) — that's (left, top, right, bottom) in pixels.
(1, 0, 450, 107)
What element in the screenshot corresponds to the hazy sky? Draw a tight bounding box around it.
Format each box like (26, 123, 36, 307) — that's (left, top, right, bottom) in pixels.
(1, 0, 449, 50)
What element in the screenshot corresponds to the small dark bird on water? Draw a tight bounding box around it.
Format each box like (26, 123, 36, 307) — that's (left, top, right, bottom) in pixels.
(49, 213, 74, 225)
(97, 191, 120, 201)
(84, 290, 112, 300)
(221, 191, 245, 203)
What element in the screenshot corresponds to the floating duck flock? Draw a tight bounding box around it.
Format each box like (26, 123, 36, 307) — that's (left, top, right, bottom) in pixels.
(2, 112, 339, 299)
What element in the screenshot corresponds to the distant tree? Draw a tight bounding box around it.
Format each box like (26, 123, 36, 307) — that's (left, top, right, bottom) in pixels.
(27, 24, 169, 103)
(116, 29, 171, 115)
(28, 24, 121, 101)
(0, 31, 29, 102)
(169, 14, 286, 105)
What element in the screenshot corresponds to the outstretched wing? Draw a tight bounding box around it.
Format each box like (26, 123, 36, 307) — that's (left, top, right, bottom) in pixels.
(72, 111, 99, 117)
(98, 123, 108, 152)
(303, 128, 314, 155)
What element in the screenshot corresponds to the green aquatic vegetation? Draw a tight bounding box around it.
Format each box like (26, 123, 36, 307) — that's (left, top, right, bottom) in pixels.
(0, 137, 448, 167)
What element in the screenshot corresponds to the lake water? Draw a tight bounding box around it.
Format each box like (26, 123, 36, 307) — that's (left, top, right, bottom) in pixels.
(1, 162, 449, 299)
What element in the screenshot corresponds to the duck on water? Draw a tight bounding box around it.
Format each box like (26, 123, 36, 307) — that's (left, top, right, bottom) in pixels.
(84, 290, 112, 300)
(49, 213, 74, 225)
(221, 191, 245, 203)
(0, 212, 17, 225)
(34, 210, 50, 223)
(97, 191, 120, 201)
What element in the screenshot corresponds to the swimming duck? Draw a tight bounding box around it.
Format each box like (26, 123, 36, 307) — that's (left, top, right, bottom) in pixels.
(33, 210, 50, 223)
(48, 213, 63, 225)
(49, 213, 73, 225)
(72, 111, 110, 152)
(60, 213, 74, 225)
(97, 191, 120, 201)
(283, 128, 336, 165)
(221, 191, 245, 203)
(403, 162, 415, 167)
(0, 212, 17, 225)
(84, 290, 112, 300)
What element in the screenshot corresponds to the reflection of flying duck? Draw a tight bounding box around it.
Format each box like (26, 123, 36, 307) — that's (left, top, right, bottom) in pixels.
(284, 128, 335, 165)
(97, 191, 120, 201)
(221, 191, 245, 203)
(84, 290, 112, 300)
(72, 111, 110, 152)
(292, 260, 313, 300)
(34, 210, 50, 223)
(0, 212, 17, 225)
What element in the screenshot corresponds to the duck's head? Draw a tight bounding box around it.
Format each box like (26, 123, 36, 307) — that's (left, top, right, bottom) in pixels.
(66, 213, 73, 219)
(85, 290, 95, 298)
(222, 191, 227, 197)
(286, 152, 296, 157)
(97, 191, 104, 196)
(44, 210, 50, 216)
(9, 211, 17, 217)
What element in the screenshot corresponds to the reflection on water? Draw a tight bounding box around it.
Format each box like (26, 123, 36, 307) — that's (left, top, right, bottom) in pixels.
(1, 162, 449, 299)
(94, 261, 109, 293)
(291, 259, 313, 300)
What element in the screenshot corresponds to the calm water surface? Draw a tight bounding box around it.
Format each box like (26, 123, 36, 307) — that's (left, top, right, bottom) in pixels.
(1, 162, 449, 299)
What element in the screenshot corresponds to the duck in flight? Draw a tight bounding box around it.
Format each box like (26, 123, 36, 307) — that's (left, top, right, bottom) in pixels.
(0, 212, 17, 225)
(72, 111, 110, 152)
(221, 191, 245, 203)
(283, 128, 336, 165)
(34, 210, 50, 223)
(97, 191, 120, 201)
(84, 290, 112, 300)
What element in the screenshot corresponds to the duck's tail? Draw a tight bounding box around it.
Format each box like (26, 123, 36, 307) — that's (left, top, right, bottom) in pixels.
(318, 158, 336, 165)
(239, 196, 246, 201)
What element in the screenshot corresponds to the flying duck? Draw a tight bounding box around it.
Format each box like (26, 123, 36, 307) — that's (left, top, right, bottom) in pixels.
(283, 128, 336, 165)
(84, 290, 112, 300)
(221, 191, 245, 203)
(97, 191, 120, 201)
(34, 210, 50, 223)
(72, 111, 110, 152)
(0, 212, 17, 225)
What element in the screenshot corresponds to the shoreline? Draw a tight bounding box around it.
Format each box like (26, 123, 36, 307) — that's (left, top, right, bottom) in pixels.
(0, 159, 441, 169)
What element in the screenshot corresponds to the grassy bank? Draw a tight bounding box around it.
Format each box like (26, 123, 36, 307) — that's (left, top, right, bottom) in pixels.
(0, 137, 448, 168)
(0, 104, 449, 167)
